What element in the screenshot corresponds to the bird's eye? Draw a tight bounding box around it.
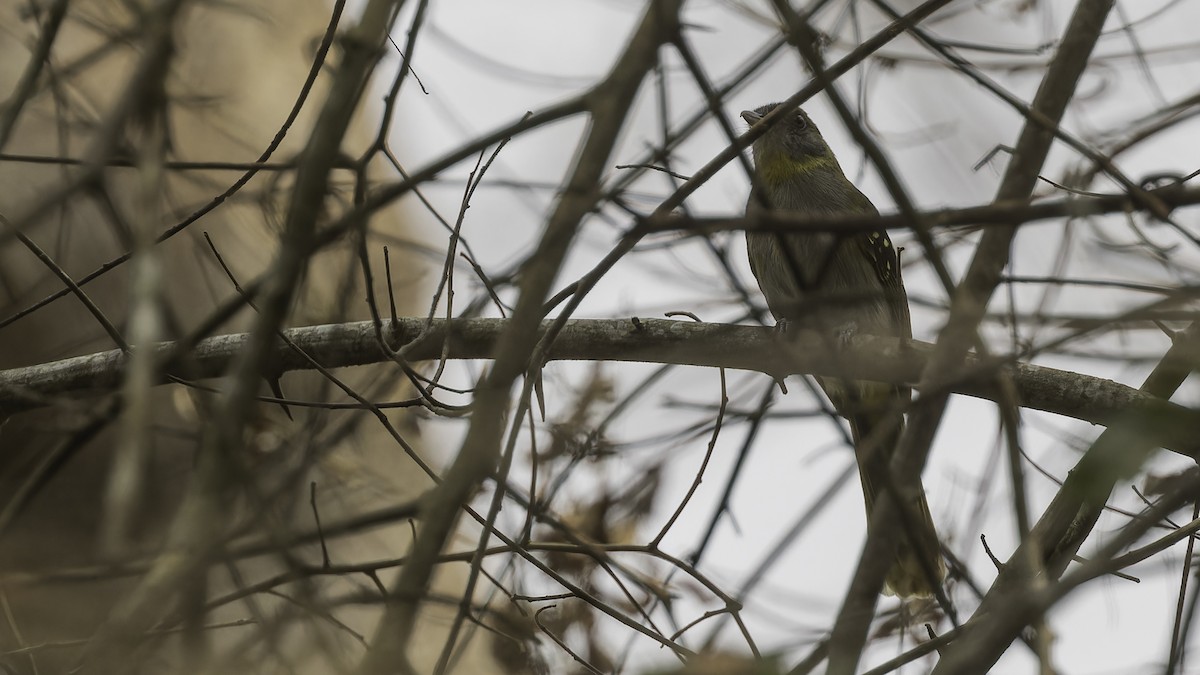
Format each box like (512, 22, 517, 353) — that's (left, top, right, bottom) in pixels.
(795, 114, 808, 130)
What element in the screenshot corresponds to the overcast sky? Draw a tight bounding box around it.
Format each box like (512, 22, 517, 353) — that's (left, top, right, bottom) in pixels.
(383, 1, 1200, 671)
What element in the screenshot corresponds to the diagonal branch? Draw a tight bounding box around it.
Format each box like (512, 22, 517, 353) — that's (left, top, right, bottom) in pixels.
(826, 1, 1118, 672)
(929, 320, 1200, 674)
(354, 3, 684, 673)
(77, 0, 406, 668)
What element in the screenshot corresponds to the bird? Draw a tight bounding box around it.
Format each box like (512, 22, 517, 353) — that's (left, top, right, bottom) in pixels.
(741, 101, 944, 597)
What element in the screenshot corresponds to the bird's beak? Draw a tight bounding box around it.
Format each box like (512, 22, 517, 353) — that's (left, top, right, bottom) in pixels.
(740, 110, 762, 125)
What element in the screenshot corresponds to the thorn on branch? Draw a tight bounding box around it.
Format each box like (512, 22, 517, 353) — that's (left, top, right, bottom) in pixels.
(1070, 555, 1140, 583)
(614, 163, 691, 181)
(925, 622, 948, 656)
(974, 144, 1015, 172)
(1154, 320, 1180, 342)
(981, 533, 1005, 573)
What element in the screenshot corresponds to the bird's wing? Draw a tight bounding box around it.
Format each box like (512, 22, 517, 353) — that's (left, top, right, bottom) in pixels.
(845, 188, 911, 341)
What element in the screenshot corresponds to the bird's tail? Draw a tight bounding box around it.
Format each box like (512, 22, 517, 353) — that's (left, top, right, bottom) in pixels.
(849, 412, 945, 598)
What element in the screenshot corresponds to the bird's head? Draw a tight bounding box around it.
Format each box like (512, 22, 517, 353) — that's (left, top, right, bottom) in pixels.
(740, 103, 837, 183)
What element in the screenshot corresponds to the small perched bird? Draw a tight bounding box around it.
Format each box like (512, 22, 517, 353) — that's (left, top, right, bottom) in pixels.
(741, 102, 944, 597)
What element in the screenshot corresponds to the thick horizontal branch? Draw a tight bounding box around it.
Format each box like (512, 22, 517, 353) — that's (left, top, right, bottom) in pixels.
(1, 317, 1195, 457)
(639, 183, 1200, 236)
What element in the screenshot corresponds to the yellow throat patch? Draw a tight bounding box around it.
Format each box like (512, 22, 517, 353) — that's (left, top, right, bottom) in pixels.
(758, 153, 837, 186)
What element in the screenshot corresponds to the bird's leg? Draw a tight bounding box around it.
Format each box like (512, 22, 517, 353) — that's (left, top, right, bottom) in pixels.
(770, 318, 791, 394)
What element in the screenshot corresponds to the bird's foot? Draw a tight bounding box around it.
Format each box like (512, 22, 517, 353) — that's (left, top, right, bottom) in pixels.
(835, 321, 859, 348)
(773, 318, 791, 336)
